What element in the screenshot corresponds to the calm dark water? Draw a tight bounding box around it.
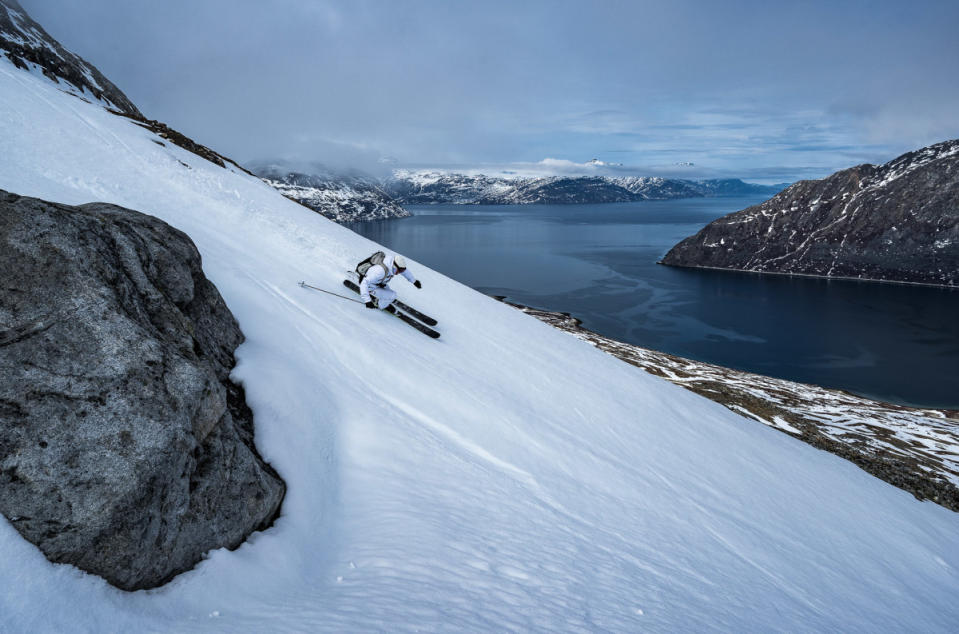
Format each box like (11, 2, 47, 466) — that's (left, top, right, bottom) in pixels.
(348, 197, 959, 408)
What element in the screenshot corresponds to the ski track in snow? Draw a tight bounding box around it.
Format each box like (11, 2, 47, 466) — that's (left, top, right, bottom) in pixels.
(2, 58, 959, 632)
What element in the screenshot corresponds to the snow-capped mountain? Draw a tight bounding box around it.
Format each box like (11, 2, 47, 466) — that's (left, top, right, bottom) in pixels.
(250, 162, 782, 215)
(661, 140, 959, 286)
(387, 170, 784, 205)
(694, 178, 792, 197)
(250, 162, 410, 223)
(385, 170, 510, 204)
(2, 4, 959, 630)
(615, 175, 704, 200)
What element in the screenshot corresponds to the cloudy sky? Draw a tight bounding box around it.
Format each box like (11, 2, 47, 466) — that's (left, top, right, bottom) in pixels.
(22, 0, 959, 182)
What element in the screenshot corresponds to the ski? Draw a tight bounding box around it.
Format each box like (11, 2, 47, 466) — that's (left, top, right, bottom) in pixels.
(342, 278, 438, 326)
(384, 304, 441, 339)
(339, 279, 440, 338)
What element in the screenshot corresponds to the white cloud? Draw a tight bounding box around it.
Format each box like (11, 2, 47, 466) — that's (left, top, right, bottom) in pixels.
(25, 0, 959, 181)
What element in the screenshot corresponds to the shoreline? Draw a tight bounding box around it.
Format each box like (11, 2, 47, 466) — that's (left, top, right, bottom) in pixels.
(657, 260, 958, 290)
(497, 297, 959, 513)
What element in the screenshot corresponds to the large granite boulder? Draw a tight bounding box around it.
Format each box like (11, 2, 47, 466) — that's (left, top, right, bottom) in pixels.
(661, 139, 959, 286)
(0, 190, 285, 590)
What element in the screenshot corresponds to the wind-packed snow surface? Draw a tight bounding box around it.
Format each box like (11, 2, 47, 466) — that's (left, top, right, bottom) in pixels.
(2, 59, 959, 633)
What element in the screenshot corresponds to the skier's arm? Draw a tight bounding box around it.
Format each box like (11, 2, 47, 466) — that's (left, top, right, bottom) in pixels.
(400, 269, 417, 285)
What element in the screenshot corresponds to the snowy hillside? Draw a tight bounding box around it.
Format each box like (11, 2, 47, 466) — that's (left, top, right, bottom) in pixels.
(3, 54, 959, 634)
(514, 304, 959, 510)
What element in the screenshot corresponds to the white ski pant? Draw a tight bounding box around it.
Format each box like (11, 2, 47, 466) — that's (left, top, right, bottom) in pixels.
(369, 285, 396, 309)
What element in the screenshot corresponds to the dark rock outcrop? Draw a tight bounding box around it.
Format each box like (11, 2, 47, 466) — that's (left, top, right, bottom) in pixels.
(661, 140, 959, 286)
(0, 0, 141, 116)
(0, 190, 285, 590)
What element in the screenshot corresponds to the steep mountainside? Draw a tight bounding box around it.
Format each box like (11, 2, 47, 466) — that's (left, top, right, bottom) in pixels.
(3, 25, 959, 633)
(511, 301, 959, 512)
(1, 0, 246, 173)
(662, 140, 959, 286)
(0, 0, 139, 115)
(251, 162, 410, 223)
(387, 171, 784, 205)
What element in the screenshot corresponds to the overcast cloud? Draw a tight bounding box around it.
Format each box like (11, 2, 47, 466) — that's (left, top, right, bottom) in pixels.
(21, 0, 959, 182)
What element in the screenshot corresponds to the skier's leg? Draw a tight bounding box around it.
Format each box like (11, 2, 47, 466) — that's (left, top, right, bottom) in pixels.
(370, 286, 396, 310)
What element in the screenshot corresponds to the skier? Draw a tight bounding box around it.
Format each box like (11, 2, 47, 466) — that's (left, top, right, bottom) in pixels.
(359, 253, 422, 311)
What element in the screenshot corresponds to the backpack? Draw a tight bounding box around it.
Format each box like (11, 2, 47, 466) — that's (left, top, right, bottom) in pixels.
(356, 251, 387, 281)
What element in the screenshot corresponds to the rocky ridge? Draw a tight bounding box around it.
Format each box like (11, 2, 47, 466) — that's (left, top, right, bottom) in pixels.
(661, 140, 959, 286)
(1, 0, 250, 175)
(0, 0, 140, 116)
(0, 191, 286, 590)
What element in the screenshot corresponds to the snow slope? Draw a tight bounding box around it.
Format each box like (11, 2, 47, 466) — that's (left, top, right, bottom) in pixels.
(2, 58, 959, 632)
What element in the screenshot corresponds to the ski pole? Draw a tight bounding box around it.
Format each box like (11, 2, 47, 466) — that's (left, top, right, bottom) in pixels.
(298, 281, 365, 303)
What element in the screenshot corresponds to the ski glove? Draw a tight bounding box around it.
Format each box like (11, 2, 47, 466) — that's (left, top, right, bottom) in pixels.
(414, 280, 422, 289)
(365, 301, 376, 309)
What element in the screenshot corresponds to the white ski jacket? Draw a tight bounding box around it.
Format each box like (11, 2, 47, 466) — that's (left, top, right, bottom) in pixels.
(359, 254, 417, 304)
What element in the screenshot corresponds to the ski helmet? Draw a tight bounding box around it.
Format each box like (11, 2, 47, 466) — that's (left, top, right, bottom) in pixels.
(394, 255, 407, 269)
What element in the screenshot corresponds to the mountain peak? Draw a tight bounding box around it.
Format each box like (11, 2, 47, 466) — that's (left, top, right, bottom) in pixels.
(0, 0, 141, 116)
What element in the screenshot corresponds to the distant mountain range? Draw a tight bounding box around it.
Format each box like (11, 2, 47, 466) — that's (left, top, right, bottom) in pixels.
(249, 163, 789, 223)
(661, 139, 959, 287)
(385, 172, 787, 205)
(250, 162, 409, 223)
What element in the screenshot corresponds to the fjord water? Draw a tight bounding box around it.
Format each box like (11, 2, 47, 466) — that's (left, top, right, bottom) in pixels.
(348, 197, 959, 408)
